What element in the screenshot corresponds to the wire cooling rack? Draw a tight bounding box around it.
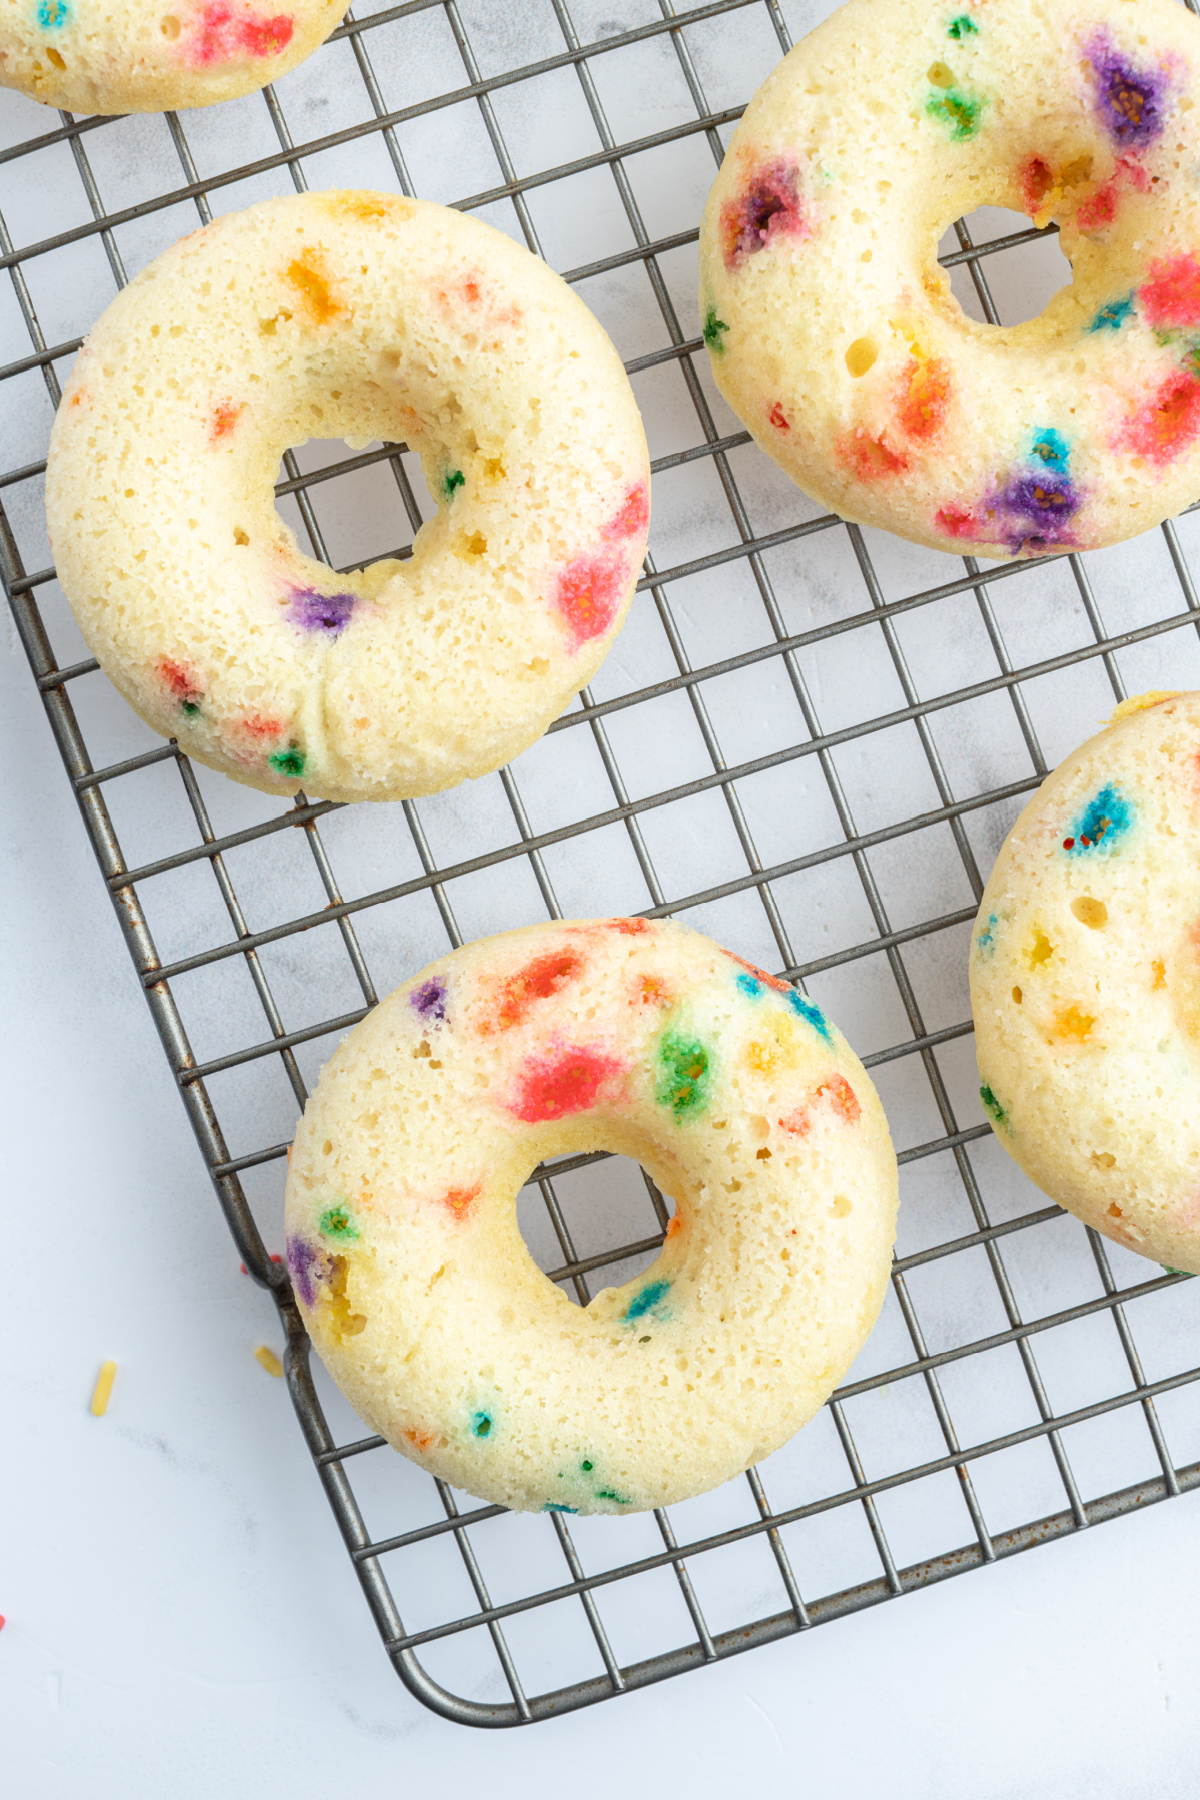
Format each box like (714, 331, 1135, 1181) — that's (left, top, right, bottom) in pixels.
(5, 0, 1200, 1732)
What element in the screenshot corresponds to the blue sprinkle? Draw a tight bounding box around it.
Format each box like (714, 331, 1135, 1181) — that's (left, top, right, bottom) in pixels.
(787, 990, 833, 1043)
(735, 972, 763, 999)
(38, 0, 68, 25)
(542, 1502, 578, 1513)
(1088, 293, 1134, 332)
(1030, 427, 1070, 471)
(472, 1411, 493, 1439)
(1065, 783, 1132, 854)
(625, 1279, 670, 1322)
(975, 912, 998, 954)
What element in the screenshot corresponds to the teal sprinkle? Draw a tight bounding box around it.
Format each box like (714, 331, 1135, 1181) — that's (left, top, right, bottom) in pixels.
(926, 88, 983, 139)
(703, 306, 730, 354)
(1089, 293, 1134, 333)
(1066, 782, 1132, 854)
(975, 912, 998, 954)
(319, 1203, 358, 1242)
(440, 468, 465, 503)
(38, 0, 68, 25)
(472, 1411, 493, 1439)
(735, 972, 762, 999)
(180, 699, 201, 719)
(542, 1502, 578, 1513)
(1031, 427, 1070, 471)
(269, 745, 306, 779)
(980, 1083, 1010, 1130)
(787, 989, 833, 1044)
(625, 1279, 670, 1322)
(947, 13, 977, 37)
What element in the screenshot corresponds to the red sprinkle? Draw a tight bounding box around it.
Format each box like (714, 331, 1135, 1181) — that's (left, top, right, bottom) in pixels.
(837, 429, 908, 479)
(483, 949, 584, 1034)
(768, 401, 790, 432)
(1117, 371, 1200, 465)
(1062, 837, 1075, 849)
(554, 547, 627, 647)
(190, 3, 294, 65)
(605, 482, 649, 541)
(508, 1045, 627, 1123)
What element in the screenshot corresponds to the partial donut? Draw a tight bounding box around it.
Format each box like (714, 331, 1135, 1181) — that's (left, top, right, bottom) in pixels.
(45, 192, 650, 803)
(971, 691, 1200, 1274)
(0, 0, 345, 114)
(699, 0, 1200, 558)
(284, 918, 899, 1515)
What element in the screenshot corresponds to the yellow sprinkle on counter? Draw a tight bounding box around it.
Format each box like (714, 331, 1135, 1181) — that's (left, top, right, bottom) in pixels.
(254, 1345, 284, 1378)
(90, 1360, 117, 1416)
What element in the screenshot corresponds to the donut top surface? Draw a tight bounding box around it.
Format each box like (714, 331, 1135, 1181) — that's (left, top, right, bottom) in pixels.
(971, 690, 1200, 1272)
(284, 919, 898, 1514)
(45, 193, 650, 803)
(700, 0, 1200, 557)
(0, 0, 345, 113)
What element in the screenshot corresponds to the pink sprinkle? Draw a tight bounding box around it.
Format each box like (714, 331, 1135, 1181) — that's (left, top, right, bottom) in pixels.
(189, 2, 293, 65)
(935, 504, 980, 539)
(605, 481, 649, 541)
(1140, 253, 1200, 329)
(1117, 370, 1200, 464)
(554, 547, 627, 647)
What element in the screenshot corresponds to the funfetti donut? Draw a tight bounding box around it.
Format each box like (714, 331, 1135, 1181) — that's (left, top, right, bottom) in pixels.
(45, 192, 650, 804)
(699, 0, 1200, 559)
(972, 691, 1200, 1275)
(0, 0, 345, 114)
(284, 918, 899, 1515)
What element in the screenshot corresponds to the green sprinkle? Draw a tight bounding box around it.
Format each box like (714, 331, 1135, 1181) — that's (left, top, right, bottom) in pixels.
(319, 1203, 359, 1242)
(702, 306, 730, 354)
(581, 1460, 593, 1472)
(180, 700, 201, 719)
(946, 14, 977, 38)
(656, 1032, 711, 1120)
(594, 1489, 630, 1504)
(268, 745, 306, 779)
(926, 88, 983, 139)
(441, 468, 465, 503)
(979, 1083, 1010, 1131)
(1160, 1265, 1189, 1277)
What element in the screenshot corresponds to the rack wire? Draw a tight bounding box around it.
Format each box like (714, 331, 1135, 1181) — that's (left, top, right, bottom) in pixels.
(4, 0, 1200, 1731)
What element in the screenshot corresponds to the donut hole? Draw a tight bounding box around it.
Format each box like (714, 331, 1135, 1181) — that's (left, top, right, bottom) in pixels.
(1071, 896, 1108, 929)
(273, 435, 439, 576)
(515, 1151, 676, 1308)
(939, 206, 1073, 326)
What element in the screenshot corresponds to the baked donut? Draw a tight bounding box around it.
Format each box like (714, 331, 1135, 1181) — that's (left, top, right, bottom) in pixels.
(971, 691, 1200, 1274)
(284, 918, 898, 1514)
(0, 0, 344, 114)
(699, 0, 1200, 558)
(45, 192, 649, 803)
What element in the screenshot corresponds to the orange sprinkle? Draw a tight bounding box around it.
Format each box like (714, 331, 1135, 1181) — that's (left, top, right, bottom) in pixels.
(666, 1216, 683, 1238)
(284, 250, 343, 325)
(209, 400, 243, 441)
(402, 1425, 436, 1451)
(1052, 1004, 1095, 1043)
(439, 1182, 482, 1221)
(897, 354, 950, 440)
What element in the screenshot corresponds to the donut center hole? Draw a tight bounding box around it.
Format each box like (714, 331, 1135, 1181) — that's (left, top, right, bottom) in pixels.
(940, 207, 1073, 326)
(516, 1153, 676, 1308)
(271, 436, 439, 575)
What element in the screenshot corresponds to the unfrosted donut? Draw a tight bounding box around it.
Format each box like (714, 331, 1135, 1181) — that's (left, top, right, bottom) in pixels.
(972, 691, 1200, 1274)
(699, 0, 1200, 558)
(45, 192, 649, 803)
(284, 918, 899, 1515)
(0, 0, 344, 114)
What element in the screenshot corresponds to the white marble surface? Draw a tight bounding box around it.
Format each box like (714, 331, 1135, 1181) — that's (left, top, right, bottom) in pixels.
(6, 540, 1200, 1798)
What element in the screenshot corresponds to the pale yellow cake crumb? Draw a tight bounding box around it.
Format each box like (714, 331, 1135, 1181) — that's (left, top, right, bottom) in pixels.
(90, 1360, 116, 1417)
(254, 1345, 284, 1378)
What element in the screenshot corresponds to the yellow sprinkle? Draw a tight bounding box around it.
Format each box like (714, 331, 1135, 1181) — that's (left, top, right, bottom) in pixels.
(254, 1345, 284, 1378)
(90, 1360, 117, 1417)
(1109, 690, 1181, 723)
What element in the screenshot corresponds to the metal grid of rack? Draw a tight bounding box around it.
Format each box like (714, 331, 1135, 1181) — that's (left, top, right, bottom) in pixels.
(4, 0, 1200, 1731)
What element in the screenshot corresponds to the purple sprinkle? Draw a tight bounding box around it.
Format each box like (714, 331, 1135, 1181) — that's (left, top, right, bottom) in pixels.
(1087, 33, 1166, 149)
(990, 470, 1081, 555)
(287, 588, 358, 636)
(720, 161, 807, 268)
(411, 975, 448, 1024)
(286, 1234, 324, 1309)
